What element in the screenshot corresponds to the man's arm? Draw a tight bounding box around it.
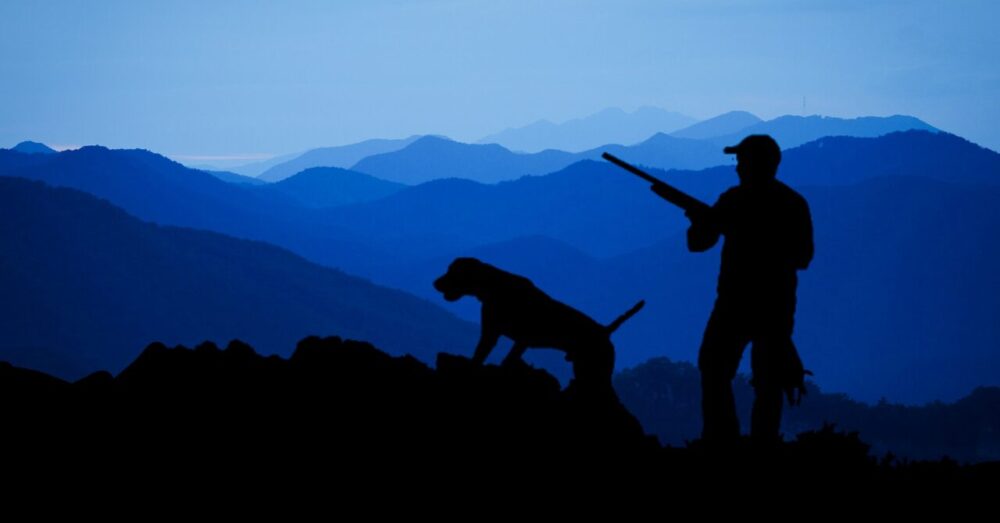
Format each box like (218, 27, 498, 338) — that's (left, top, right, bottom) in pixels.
(686, 205, 721, 252)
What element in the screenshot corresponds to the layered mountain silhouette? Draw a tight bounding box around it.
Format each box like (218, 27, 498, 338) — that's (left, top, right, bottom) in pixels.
(597, 132, 732, 171)
(0, 145, 393, 276)
(2, 130, 997, 403)
(780, 131, 1000, 186)
(351, 135, 579, 184)
(711, 114, 938, 149)
(202, 168, 267, 185)
(669, 110, 763, 140)
(322, 160, 679, 259)
(325, 131, 997, 260)
(0, 177, 477, 379)
(257, 135, 423, 182)
(174, 113, 940, 189)
(263, 166, 405, 208)
(349, 116, 941, 184)
(380, 169, 1000, 404)
(323, 132, 1000, 403)
(352, 133, 709, 184)
(223, 150, 300, 176)
(427, 174, 1000, 403)
(477, 106, 696, 153)
(615, 357, 1000, 462)
(0, 148, 58, 171)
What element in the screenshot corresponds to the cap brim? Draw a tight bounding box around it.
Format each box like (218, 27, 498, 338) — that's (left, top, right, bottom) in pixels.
(723, 145, 739, 154)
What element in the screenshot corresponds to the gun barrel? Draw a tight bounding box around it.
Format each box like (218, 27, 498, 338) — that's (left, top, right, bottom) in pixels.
(601, 152, 661, 185)
(601, 152, 707, 212)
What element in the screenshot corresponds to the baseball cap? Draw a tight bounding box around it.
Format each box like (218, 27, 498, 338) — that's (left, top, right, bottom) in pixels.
(723, 134, 781, 158)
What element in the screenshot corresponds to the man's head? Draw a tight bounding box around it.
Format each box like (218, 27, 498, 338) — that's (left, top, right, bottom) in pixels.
(724, 134, 781, 184)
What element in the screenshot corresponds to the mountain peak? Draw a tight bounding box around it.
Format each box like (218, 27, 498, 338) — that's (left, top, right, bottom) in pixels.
(270, 166, 405, 207)
(257, 136, 425, 182)
(12, 141, 57, 155)
(670, 111, 763, 140)
(411, 134, 457, 146)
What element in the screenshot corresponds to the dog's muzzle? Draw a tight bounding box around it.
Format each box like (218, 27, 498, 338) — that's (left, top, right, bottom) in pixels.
(434, 276, 462, 302)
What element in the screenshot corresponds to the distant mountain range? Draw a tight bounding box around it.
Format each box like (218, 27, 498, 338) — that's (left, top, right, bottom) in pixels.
(198, 112, 937, 187)
(475, 109, 935, 157)
(780, 130, 1000, 186)
(351, 135, 578, 184)
(0, 177, 476, 379)
(344, 115, 938, 184)
(1, 128, 996, 403)
(320, 131, 996, 261)
(322, 159, 681, 259)
(669, 111, 763, 140)
(477, 106, 696, 153)
(323, 131, 1000, 403)
(257, 136, 422, 182)
(589, 172, 1000, 404)
(223, 151, 301, 177)
(263, 166, 405, 208)
(202, 169, 267, 185)
(0, 145, 393, 281)
(710, 114, 938, 150)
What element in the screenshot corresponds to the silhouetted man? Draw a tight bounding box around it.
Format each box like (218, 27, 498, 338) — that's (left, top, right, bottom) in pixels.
(672, 134, 813, 444)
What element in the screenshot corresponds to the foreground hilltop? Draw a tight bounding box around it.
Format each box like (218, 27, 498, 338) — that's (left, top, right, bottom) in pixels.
(2, 336, 997, 487)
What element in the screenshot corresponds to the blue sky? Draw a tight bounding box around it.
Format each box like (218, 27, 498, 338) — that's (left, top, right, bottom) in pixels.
(1, 0, 997, 159)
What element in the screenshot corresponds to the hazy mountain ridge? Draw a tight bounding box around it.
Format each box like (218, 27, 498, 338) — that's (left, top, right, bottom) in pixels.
(257, 135, 423, 182)
(264, 166, 406, 208)
(711, 114, 938, 149)
(347, 115, 943, 184)
(477, 106, 696, 153)
(2, 130, 997, 402)
(616, 356, 1000, 462)
(669, 111, 763, 140)
(0, 177, 477, 379)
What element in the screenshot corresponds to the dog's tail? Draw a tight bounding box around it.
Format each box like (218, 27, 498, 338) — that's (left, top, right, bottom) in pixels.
(606, 300, 645, 334)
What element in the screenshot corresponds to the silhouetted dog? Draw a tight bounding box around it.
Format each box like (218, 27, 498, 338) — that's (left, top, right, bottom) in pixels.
(434, 257, 644, 390)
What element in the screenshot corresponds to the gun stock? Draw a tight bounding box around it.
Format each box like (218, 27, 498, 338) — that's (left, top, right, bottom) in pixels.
(601, 152, 709, 213)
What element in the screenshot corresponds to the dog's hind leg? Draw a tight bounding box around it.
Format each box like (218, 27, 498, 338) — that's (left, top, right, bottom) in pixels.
(502, 342, 528, 367)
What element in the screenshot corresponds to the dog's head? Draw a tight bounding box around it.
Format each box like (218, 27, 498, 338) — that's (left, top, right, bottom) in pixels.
(434, 257, 488, 302)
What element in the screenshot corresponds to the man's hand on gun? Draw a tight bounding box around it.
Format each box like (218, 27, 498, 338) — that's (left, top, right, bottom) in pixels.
(682, 202, 711, 224)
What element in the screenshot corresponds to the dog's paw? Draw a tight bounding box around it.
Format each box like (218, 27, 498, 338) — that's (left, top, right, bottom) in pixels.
(501, 357, 528, 369)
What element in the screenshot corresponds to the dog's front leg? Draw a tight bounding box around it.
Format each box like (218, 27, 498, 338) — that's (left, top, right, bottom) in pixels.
(472, 307, 501, 365)
(502, 342, 527, 367)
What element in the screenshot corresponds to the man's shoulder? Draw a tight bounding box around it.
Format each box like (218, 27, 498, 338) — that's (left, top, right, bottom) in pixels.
(717, 185, 743, 202)
(773, 180, 809, 206)
(717, 181, 810, 210)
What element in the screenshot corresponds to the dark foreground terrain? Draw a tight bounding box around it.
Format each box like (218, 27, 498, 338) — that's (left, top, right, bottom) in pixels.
(2, 336, 997, 494)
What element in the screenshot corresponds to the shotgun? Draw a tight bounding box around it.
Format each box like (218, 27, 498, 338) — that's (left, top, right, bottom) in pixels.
(601, 152, 709, 213)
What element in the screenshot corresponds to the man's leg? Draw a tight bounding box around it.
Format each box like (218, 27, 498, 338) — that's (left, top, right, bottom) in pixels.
(698, 304, 748, 443)
(749, 376, 784, 444)
(749, 311, 798, 444)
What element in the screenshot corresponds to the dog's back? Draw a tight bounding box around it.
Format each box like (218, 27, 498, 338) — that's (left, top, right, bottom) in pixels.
(475, 263, 608, 349)
(434, 257, 641, 390)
